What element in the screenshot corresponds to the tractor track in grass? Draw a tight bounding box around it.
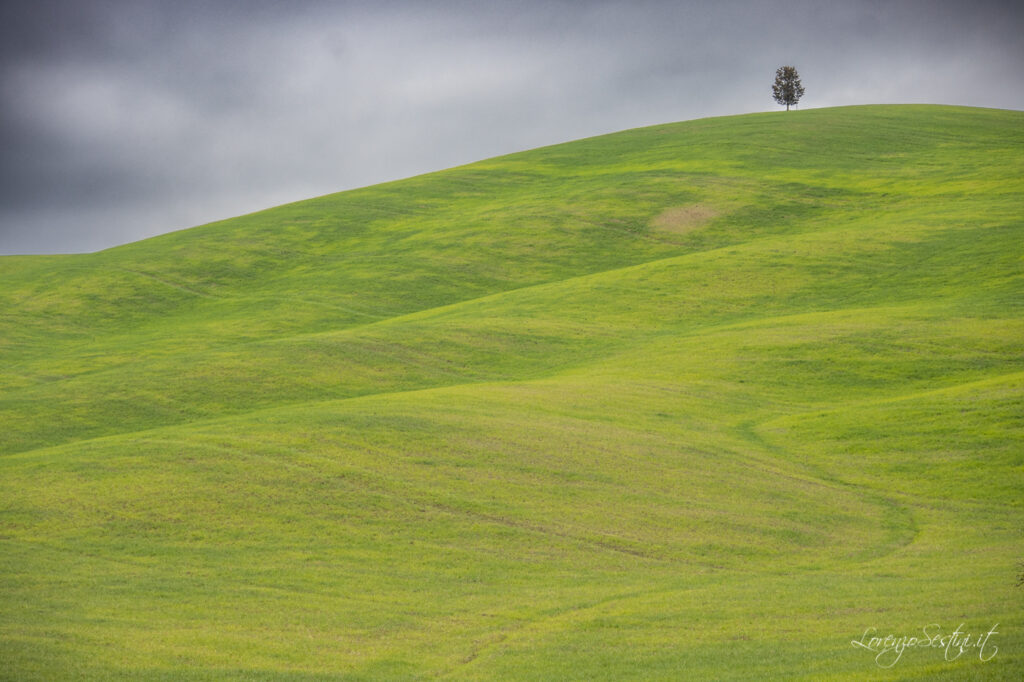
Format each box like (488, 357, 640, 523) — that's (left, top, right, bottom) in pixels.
(126, 435, 670, 564)
(435, 584, 695, 679)
(733, 419, 920, 565)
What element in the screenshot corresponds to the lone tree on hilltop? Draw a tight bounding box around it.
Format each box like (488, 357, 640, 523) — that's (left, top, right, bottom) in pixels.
(772, 66, 805, 111)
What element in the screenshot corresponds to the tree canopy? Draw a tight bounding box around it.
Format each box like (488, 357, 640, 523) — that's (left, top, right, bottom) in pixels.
(772, 66, 805, 111)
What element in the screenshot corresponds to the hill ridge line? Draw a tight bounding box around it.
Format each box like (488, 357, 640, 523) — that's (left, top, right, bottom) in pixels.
(8, 355, 1019, 465)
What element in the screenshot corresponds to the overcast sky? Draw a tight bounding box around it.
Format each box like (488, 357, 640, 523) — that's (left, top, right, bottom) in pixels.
(1, 0, 1021, 255)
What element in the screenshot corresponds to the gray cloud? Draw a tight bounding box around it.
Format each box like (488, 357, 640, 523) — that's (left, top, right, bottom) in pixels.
(1, 0, 1022, 254)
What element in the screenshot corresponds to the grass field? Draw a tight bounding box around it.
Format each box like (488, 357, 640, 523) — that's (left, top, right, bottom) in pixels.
(1, 104, 1022, 679)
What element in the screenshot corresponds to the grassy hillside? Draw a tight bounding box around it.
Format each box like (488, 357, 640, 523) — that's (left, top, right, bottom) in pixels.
(1, 104, 1022, 679)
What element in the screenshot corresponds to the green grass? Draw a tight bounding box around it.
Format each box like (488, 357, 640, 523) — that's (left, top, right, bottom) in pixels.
(1, 104, 1022, 679)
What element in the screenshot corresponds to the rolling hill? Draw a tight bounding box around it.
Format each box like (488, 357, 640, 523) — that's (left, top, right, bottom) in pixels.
(1, 104, 1022, 679)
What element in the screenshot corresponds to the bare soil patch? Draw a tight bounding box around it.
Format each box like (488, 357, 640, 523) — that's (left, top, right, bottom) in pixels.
(651, 204, 717, 234)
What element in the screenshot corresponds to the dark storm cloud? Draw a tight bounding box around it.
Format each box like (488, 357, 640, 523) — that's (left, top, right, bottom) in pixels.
(1, 0, 1022, 254)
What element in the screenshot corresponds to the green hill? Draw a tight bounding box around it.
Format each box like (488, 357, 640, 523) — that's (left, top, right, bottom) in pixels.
(1, 104, 1022, 679)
